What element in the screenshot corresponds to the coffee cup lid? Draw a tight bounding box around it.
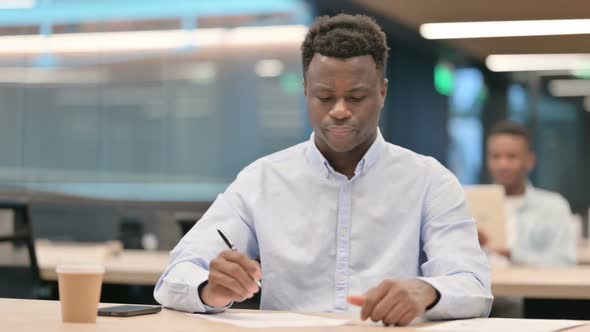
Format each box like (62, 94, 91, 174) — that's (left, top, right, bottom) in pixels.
(56, 263, 105, 274)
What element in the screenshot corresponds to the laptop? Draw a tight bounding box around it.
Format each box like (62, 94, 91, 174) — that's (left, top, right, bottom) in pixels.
(463, 184, 507, 249)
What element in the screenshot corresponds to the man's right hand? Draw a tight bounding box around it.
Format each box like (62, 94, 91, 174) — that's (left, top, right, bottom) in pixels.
(477, 230, 489, 247)
(200, 250, 261, 308)
(477, 230, 511, 259)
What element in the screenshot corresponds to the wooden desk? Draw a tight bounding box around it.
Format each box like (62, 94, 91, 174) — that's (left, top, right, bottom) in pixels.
(492, 267, 590, 299)
(1, 298, 406, 332)
(578, 244, 590, 265)
(2, 298, 589, 332)
(35, 242, 169, 285)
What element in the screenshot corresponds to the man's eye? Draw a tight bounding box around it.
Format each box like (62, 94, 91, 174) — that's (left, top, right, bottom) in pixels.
(317, 96, 334, 102)
(348, 96, 366, 102)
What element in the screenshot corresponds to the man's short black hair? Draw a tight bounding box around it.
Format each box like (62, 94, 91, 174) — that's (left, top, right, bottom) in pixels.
(488, 121, 533, 150)
(301, 14, 389, 78)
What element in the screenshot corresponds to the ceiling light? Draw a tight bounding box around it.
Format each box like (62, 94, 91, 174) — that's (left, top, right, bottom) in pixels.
(0, 29, 224, 54)
(486, 54, 590, 72)
(0, 0, 35, 9)
(0, 25, 307, 55)
(255, 59, 284, 78)
(548, 79, 590, 97)
(571, 68, 590, 79)
(420, 19, 590, 39)
(0, 67, 106, 84)
(228, 25, 308, 46)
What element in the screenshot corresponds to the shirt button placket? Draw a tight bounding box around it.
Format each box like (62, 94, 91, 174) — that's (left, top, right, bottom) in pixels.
(334, 181, 352, 311)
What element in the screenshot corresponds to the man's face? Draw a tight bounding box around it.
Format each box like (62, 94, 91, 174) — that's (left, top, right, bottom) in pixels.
(304, 54, 387, 153)
(486, 134, 535, 189)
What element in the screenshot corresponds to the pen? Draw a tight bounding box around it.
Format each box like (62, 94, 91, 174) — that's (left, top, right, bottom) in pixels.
(216, 228, 262, 288)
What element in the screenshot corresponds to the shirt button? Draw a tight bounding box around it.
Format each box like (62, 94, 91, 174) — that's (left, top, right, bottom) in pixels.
(338, 275, 346, 282)
(340, 228, 348, 236)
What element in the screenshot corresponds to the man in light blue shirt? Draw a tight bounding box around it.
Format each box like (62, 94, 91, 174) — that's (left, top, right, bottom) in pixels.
(154, 14, 493, 326)
(483, 121, 575, 267)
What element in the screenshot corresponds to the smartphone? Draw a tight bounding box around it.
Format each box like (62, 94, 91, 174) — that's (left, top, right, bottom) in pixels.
(98, 305, 162, 317)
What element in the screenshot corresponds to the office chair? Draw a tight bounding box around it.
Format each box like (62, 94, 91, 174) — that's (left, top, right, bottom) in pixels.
(176, 219, 196, 236)
(0, 201, 52, 299)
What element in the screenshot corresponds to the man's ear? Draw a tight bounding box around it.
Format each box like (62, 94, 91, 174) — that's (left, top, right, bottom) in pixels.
(380, 78, 388, 108)
(526, 151, 536, 172)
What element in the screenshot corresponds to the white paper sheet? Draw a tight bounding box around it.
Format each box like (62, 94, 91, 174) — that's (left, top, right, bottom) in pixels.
(419, 318, 587, 332)
(187, 312, 350, 328)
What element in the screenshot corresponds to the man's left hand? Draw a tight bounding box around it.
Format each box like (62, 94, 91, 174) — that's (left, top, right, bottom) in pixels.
(347, 279, 439, 326)
(491, 247, 512, 259)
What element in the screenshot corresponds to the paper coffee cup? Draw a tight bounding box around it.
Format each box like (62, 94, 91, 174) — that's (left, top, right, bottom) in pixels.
(56, 263, 105, 323)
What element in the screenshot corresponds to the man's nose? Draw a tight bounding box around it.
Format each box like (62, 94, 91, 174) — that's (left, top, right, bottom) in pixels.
(496, 157, 512, 169)
(329, 99, 352, 120)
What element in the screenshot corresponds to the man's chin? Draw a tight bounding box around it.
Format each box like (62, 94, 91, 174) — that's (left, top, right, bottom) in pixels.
(315, 133, 359, 153)
(495, 178, 516, 188)
(326, 142, 356, 153)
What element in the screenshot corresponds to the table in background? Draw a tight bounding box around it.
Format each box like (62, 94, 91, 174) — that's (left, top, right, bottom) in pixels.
(578, 244, 590, 265)
(8, 242, 590, 319)
(492, 266, 590, 319)
(492, 267, 590, 299)
(35, 241, 169, 285)
(36, 243, 590, 297)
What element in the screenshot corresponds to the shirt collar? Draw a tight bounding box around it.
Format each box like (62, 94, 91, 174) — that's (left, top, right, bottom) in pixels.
(305, 128, 386, 179)
(500, 181, 535, 210)
(522, 181, 536, 206)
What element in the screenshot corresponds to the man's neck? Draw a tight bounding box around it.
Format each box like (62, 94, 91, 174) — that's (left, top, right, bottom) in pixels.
(505, 182, 527, 197)
(317, 132, 377, 179)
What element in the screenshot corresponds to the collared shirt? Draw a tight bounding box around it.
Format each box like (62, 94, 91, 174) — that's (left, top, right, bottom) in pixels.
(505, 195, 526, 250)
(154, 130, 493, 320)
(510, 184, 576, 267)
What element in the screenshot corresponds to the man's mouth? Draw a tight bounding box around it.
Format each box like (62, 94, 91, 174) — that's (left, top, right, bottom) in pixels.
(326, 126, 354, 137)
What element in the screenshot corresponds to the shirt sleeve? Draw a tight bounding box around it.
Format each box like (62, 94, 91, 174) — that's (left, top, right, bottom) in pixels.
(417, 158, 494, 320)
(153, 165, 260, 313)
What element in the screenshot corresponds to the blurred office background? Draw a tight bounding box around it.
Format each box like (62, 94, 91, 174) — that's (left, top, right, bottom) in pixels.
(0, 0, 589, 308)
